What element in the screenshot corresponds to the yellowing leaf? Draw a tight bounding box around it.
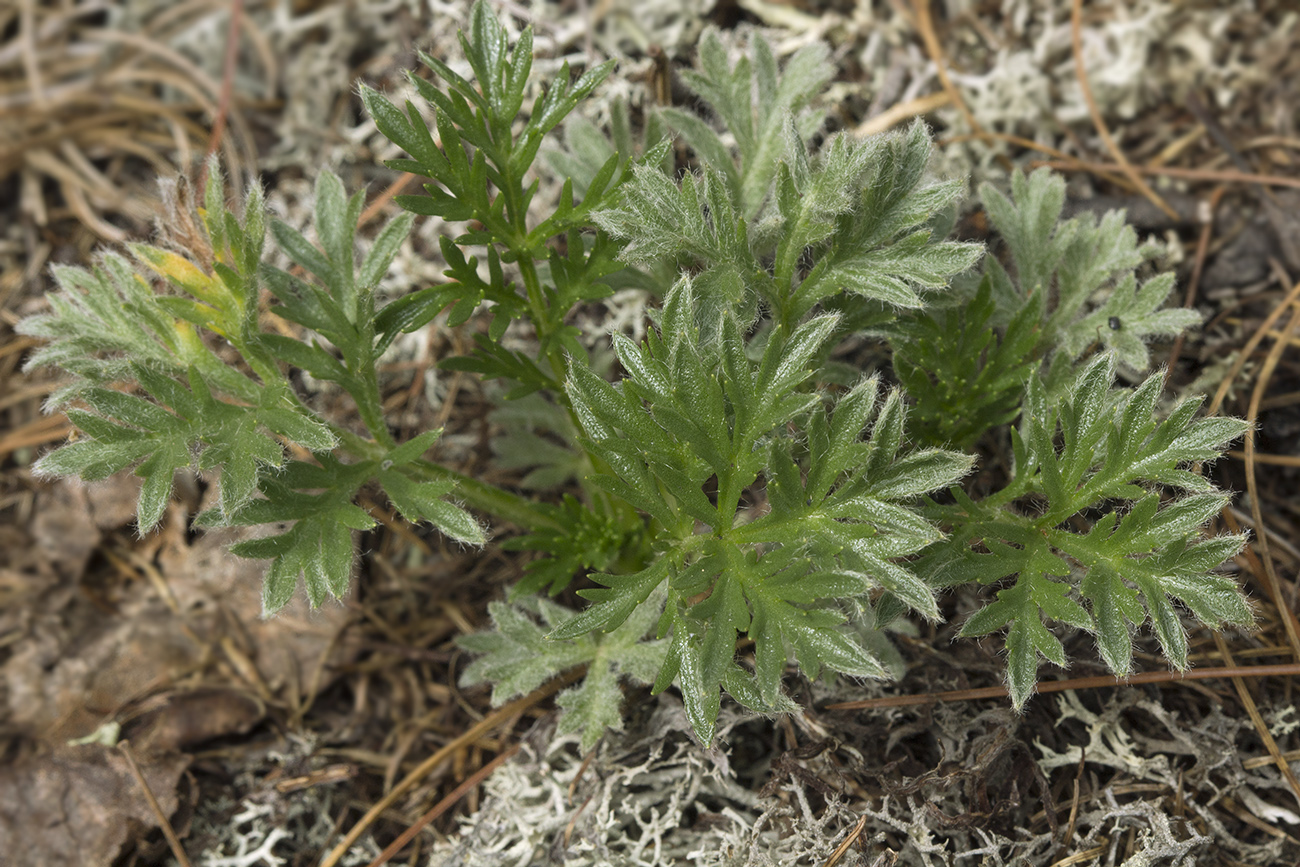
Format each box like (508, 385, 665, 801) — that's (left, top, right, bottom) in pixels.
(131, 245, 233, 310)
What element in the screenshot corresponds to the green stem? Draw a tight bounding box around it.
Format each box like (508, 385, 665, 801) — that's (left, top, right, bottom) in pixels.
(332, 426, 556, 532)
(506, 231, 627, 524)
(333, 428, 558, 532)
(515, 256, 568, 378)
(496, 147, 569, 390)
(479, 140, 635, 530)
(515, 255, 548, 328)
(1044, 527, 1104, 573)
(333, 426, 385, 459)
(408, 459, 561, 532)
(728, 507, 817, 545)
(354, 368, 398, 449)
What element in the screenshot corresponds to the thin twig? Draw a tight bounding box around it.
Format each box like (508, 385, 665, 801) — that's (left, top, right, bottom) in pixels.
(1164, 186, 1223, 389)
(1037, 159, 1300, 192)
(1063, 748, 1086, 848)
(1185, 92, 1255, 176)
(908, 0, 979, 136)
(1242, 296, 1300, 660)
(1184, 91, 1283, 210)
(118, 741, 194, 867)
(1208, 278, 1300, 417)
(567, 739, 602, 804)
(83, 29, 224, 108)
(908, 0, 1012, 173)
(824, 663, 1300, 711)
(204, 0, 244, 168)
(821, 814, 868, 867)
(940, 131, 1131, 189)
(1212, 634, 1300, 809)
(18, 0, 47, 109)
(1223, 505, 1300, 566)
(1047, 845, 1108, 867)
(1245, 747, 1300, 770)
(1069, 0, 1178, 221)
(318, 668, 583, 867)
(365, 743, 520, 867)
(1228, 451, 1300, 467)
(359, 173, 420, 228)
(0, 414, 71, 459)
(854, 91, 950, 138)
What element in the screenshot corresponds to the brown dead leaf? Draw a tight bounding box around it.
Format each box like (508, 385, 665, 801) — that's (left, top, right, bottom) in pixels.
(23, 475, 140, 580)
(29, 477, 103, 581)
(3, 593, 205, 742)
(1204, 211, 1276, 290)
(156, 523, 357, 700)
(0, 523, 55, 619)
(1262, 190, 1300, 275)
(83, 474, 144, 531)
(124, 688, 264, 755)
(4, 480, 353, 745)
(0, 499, 358, 866)
(0, 745, 190, 867)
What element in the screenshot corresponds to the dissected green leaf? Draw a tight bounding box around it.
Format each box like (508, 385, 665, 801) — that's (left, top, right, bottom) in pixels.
(975, 167, 1195, 374)
(215, 459, 376, 612)
(894, 274, 1042, 449)
(671, 28, 832, 219)
(558, 283, 969, 741)
(461, 589, 667, 752)
(925, 357, 1251, 707)
(503, 495, 632, 597)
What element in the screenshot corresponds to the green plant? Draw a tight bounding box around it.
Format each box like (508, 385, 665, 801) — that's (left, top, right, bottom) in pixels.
(18, 3, 1251, 747)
